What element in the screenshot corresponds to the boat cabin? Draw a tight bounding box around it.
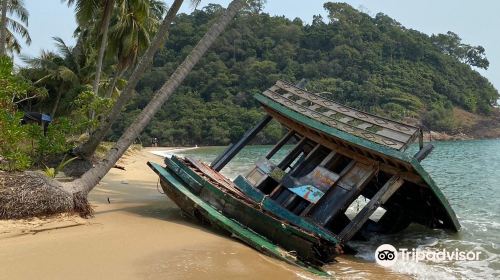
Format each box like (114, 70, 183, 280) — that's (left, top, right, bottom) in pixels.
(211, 80, 460, 242)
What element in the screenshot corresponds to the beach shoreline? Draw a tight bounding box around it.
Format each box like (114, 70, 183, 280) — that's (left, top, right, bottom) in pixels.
(0, 148, 404, 280)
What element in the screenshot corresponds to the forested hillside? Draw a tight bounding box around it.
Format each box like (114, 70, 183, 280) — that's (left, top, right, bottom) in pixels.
(111, 2, 499, 146)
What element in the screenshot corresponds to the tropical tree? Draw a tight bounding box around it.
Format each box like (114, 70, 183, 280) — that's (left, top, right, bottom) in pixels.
(0, 0, 31, 55)
(64, 0, 115, 97)
(22, 37, 93, 117)
(74, 0, 186, 158)
(104, 0, 167, 98)
(61, 0, 249, 207)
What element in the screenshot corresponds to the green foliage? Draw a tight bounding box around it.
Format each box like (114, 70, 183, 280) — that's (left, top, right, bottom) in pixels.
(32, 118, 76, 159)
(0, 56, 34, 171)
(423, 103, 456, 132)
(1, 0, 31, 54)
(0, 56, 77, 171)
(43, 156, 78, 178)
(431, 31, 489, 69)
(0, 56, 47, 109)
(72, 90, 114, 131)
(0, 110, 32, 171)
(108, 3, 497, 145)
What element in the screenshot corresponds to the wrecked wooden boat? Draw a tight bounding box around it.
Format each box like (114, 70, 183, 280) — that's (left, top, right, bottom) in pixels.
(148, 80, 460, 274)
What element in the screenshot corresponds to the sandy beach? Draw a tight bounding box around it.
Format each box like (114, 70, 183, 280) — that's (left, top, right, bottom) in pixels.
(0, 148, 404, 280)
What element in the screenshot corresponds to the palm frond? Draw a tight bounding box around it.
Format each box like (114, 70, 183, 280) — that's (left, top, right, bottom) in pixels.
(6, 17, 31, 44)
(8, 0, 29, 25)
(52, 36, 81, 75)
(57, 66, 79, 84)
(149, 0, 167, 18)
(190, 0, 202, 9)
(5, 32, 21, 54)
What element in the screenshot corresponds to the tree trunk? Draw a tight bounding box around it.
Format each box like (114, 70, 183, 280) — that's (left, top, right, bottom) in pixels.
(92, 0, 114, 96)
(104, 68, 125, 98)
(75, 0, 185, 159)
(50, 88, 63, 118)
(0, 0, 8, 56)
(65, 0, 248, 194)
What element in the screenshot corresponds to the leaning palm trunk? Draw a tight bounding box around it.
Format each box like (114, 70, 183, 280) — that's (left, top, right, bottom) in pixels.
(50, 87, 64, 118)
(92, 0, 114, 97)
(65, 0, 248, 195)
(104, 68, 126, 98)
(75, 0, 185, 159)
(0, 0, 8, 56)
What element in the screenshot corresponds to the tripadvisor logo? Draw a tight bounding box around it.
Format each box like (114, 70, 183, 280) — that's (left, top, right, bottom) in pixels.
(375, 244, 398, 267)
(375, 244, 482, 267)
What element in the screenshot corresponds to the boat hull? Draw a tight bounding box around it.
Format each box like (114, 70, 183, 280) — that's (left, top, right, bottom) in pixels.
(148, 162, 331, 276)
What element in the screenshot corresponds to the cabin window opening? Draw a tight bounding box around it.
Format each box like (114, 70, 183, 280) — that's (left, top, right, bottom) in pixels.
(257, 177, 280, 195)
(369, 207, 387, 222)
(345, 195, 370, 219)
(292, 199, 309, 215)
(277, 137, 307, 170)
(285, 140, 318, 173)
(327, 154, 352, 174)
(285, 196, 305, 212)
(265, 130, 298, 164)
(292, 146, 331, 177)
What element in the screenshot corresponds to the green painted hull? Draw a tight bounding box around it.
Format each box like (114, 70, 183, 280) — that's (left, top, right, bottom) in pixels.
(148, 161, 331, 277)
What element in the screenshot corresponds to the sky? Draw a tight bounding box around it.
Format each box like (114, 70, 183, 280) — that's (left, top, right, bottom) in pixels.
(17, 0, 500, 91)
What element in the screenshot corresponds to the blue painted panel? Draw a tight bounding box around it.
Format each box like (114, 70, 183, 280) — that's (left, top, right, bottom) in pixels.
(288, 185, 325, 203)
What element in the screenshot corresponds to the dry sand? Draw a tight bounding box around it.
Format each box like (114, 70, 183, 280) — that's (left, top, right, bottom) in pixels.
(0, 148, 406, 280)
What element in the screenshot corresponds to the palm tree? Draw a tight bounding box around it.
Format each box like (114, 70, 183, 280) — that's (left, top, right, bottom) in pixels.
(74, 0, 186, 159)
(0, 0, 31, 55)
(22, 37, 92, 117)
(65, 0, 248, 196)
(64, 0, 114, 97)
(0, 0, 7, 55)
(104, 0, 166, 98)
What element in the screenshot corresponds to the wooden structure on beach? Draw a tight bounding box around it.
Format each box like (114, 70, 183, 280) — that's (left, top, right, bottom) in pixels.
(149, 80, 460, 275)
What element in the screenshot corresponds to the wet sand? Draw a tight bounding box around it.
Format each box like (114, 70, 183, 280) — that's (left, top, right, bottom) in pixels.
(0, 148, 406, 279)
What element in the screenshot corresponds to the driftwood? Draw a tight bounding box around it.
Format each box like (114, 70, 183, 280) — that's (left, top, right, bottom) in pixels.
(113, 164, 126, 170)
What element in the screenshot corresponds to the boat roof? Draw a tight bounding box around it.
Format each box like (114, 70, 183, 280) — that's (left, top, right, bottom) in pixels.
(259, 80, 421, 151)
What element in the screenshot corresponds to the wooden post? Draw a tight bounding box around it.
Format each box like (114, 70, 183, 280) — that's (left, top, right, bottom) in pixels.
(414, 144, 434, 162)
(418, 128, 424, 150)
(212, 80, 310, 172)
(277, 137, 307, 170)
(211, 143, 234, 168)
(211, 115, 272, 171)
(309, 162, 375, 226)
(338, 176, 404, 242)
(265, 130, 295, 159)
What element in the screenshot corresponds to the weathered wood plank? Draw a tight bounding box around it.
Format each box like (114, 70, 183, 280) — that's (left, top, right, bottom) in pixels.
(265, 130, 295, 159)
(278, 137, 308, 170)
(274, 80, 418, 137)
(414, 144, 434, 162)
(212, 115, 272, 171)
(310, 162, 377, 226)
(338, 176, 405, 242)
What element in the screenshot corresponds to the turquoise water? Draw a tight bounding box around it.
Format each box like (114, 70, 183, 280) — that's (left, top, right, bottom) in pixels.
(172, 140, 500, 279)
